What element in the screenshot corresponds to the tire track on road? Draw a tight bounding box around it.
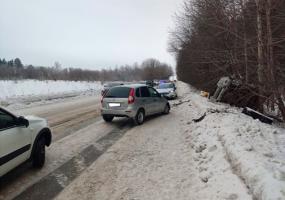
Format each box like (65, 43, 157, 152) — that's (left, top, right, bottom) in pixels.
(49, 108, 101, 142)
(13, 120, 133, 200)
(14, 97, 102, 141)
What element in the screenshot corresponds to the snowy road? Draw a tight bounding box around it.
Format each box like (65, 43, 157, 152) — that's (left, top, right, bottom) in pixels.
(0, 82, 284, 200)
(55, 83, 253, 200)
(12, 96, 102, 141)
(0, 95, 109, 200)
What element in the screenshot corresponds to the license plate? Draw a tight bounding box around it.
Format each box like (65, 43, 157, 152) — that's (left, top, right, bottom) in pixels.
(109, 103, 121, 107)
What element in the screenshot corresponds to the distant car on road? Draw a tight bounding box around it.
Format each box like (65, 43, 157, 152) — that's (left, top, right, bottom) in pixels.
(0, 108, 52, 177)
(138, 80, 155, 87)
(101, 84, 170, 125)
(159, 80, 170, 84)
(156, 83, 177, 100)
(101, 82, 124, 96)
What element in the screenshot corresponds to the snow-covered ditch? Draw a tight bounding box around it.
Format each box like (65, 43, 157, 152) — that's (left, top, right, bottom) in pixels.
(0, 80, 102, 109)
(178, 82, 285, 200)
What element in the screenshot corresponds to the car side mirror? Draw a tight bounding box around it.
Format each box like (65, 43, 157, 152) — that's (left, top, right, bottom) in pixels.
(16, 116, 29, 127)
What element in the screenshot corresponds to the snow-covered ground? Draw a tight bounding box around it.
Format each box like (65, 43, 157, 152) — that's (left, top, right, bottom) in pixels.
(0, 80, 102, 110)
(55, 81, 285, 200)
(0, 80, 102, 99)
(178, 82, 285, 200)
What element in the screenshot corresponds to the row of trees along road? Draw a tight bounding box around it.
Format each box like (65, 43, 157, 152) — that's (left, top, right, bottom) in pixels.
(169, 0, 285, 120)
(0, 58, 173, 82)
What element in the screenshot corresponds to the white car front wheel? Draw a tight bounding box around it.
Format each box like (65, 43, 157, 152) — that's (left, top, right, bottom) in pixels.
(32, 137, 46, 168)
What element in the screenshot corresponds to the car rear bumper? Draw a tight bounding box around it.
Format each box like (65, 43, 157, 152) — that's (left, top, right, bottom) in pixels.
(101, 107, 136, 118)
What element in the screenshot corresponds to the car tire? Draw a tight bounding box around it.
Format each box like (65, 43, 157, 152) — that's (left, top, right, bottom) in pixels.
(102, 115, 114, 122)
(163, 104, 170, 114)
(134, 109, 145, 125)
(32, 137, 46, 168)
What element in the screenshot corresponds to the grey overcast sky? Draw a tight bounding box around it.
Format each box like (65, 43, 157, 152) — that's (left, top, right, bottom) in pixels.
(0, 0, 184, 69)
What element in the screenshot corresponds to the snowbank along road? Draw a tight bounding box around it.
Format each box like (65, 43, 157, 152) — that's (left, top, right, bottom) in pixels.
(1, 82, 285, 200)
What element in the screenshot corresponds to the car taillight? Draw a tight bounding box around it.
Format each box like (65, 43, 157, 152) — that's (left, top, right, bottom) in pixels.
(128, 88, 135, 104)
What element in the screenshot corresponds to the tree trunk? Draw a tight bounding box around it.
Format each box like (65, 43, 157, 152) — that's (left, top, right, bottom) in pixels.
(255, 0, 266, 112)
(233, 1, 239, 77)
(265, 0, 285, 120)
(241, 0, 249, 83)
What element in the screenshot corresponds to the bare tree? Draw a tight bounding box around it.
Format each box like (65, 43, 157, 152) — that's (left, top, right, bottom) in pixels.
(169, 0, 285, 120)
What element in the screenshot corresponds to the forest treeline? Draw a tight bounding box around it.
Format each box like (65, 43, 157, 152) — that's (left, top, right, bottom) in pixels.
(0, 58, 173, 82)
(169, 0, 285, 120)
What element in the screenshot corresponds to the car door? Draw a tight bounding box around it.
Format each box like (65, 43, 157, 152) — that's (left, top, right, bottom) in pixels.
(148, 87, 164, 113)
(0, 109, 32, 177)
(139, 86, 153, 115)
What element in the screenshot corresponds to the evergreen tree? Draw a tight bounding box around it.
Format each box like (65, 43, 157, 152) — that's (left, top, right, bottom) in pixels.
(14, 58, 23, 68)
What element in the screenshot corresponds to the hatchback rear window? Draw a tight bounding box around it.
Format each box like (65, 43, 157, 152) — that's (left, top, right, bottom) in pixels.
(105, 87, 131, 98)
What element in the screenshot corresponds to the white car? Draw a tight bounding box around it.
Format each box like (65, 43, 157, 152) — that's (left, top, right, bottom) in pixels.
(0, 107, 52, 177)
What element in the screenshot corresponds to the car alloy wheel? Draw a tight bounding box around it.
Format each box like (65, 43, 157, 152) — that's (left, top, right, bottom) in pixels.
(135, 109, 145, 125)
(138, 112, 144, 123)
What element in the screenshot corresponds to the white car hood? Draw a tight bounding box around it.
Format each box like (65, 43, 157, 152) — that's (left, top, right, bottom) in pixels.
(25, 115, 46, 124)
(156, 88, 174, 94)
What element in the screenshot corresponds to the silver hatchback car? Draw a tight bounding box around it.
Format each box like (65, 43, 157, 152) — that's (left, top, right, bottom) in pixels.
(101, 84, 170, 125)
